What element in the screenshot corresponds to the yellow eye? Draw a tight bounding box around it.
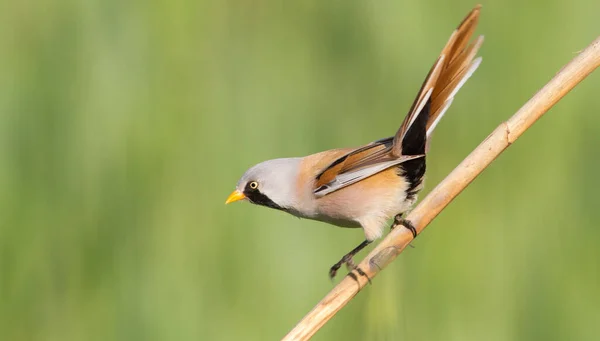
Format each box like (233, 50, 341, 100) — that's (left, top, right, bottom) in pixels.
(249, 181, 259, 189)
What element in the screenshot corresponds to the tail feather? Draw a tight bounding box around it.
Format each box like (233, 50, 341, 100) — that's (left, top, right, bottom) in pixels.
(429, 36, 484, 135)
(392, 5, 483, 157)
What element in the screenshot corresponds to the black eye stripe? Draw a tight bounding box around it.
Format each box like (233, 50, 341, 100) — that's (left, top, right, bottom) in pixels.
(242, 181, 284, 211)
(245, 190, 284, 211)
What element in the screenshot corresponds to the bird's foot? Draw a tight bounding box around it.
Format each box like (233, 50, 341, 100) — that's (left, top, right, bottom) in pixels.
(392, 214, 418, 238)
(328, 253, 353, 280)
(329, 240, 372, 283)
(329, 255, 372, 283)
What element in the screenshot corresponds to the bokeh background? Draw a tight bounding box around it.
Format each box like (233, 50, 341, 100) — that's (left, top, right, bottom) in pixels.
(1, 0, 599, 340)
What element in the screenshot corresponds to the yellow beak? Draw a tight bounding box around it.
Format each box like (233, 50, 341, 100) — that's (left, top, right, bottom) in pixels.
(225, 190, 246, 204)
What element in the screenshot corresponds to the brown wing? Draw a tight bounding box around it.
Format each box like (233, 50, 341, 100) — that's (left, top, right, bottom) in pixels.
(315, 138, 394, 189)
(391, 5, 483, 156)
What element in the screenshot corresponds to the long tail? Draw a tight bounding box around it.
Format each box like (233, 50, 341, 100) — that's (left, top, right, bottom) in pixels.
(392, 5, 484, 157)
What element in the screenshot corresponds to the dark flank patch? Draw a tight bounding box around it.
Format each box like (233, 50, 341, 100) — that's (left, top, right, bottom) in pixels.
(397, 98, 430, 200)
(244, 182, 285, 211)
(398, 158, 426, 201)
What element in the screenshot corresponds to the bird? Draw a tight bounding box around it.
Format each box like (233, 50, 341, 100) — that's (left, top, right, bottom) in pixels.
(225, 6, 484, 279)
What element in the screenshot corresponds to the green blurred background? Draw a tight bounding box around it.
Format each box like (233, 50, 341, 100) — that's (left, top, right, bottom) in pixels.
(1, 0, 599, 340)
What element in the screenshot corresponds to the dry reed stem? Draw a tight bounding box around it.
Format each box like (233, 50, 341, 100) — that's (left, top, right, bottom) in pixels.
(283, 36, 600, 341)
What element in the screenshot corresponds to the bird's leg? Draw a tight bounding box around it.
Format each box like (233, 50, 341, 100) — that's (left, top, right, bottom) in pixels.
(392, 214, 418, 238)
(329, 240, 371, 280)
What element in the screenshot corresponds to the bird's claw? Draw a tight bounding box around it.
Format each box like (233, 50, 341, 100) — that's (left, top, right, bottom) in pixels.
(329, 255, 371, 284)
(392, 215, 418, 238)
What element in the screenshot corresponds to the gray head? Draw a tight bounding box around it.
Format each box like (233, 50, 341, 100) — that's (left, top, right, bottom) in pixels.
(226, 158, 302, 210)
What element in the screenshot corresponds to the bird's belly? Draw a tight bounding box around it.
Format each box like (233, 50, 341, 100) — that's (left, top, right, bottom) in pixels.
(311, 167, 413, 233)
(311, 214, 362, 228)
(286, 207, 362, 228)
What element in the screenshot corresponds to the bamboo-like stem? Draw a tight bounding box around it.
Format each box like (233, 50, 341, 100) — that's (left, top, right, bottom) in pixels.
(283, 36, 600, 341)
